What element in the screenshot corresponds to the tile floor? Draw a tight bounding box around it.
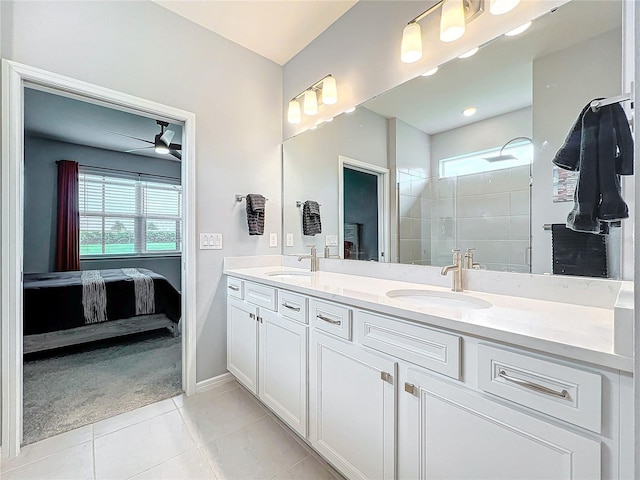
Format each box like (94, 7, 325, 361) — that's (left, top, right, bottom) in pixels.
(1, 380, 342, 480)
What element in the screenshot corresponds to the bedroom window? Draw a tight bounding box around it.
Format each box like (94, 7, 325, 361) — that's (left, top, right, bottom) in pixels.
(79, 170, 182, 256)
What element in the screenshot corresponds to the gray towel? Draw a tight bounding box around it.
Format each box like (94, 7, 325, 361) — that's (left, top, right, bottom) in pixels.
(303, 200, 321, 236)
(246, 194, 265, 235)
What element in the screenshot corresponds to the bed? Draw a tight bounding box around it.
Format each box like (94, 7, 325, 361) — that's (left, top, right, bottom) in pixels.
(23, 268, 181, 354)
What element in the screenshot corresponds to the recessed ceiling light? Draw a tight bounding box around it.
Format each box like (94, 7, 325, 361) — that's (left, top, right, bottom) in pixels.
(458, 47, 479, 59)
(421, 67, 439, 77)
(326, 117, 334, 123)
(310, 125, 318, 130)
(345, 107, 356, 113)
(462, 106, 477, 117)
(505, 21, 532, 37)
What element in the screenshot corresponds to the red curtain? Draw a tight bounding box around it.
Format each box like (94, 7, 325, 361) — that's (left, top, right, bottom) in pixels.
(55, 160, 80, 271)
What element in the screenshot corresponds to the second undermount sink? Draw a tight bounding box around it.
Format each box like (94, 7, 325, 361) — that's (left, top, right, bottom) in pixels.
(386, 289, 492, 310)
(266, 271, 313, 279)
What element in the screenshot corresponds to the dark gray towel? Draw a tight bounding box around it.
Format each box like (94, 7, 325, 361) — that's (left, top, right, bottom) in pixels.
(553, 100, 633, 233)
(246, 194, 265, 236)
(302, 200, 321, 236)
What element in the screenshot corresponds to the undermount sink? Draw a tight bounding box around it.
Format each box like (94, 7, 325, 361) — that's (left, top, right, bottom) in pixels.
(266, 271, 313, 279)
(386, 289, 492, 310)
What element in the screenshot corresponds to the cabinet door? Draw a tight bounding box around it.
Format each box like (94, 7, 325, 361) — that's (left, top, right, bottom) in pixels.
(227, 297, 259, 394)
(403, 369, 601, 480)
(309, 330, 396, 480)
(259, 309, 308, 437)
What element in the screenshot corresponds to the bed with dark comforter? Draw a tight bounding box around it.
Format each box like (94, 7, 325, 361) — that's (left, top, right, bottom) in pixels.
(24, 268, 180, 336)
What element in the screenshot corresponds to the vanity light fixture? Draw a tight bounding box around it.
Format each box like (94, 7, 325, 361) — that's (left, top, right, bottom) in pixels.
(421, 66, 440, 76)
(462, 106, 477, 116)
(489, 0, 520, 15)
(504, 21, 531, 36)
(458, 47, 479, 58)
(287, 74, 337, 124)
(400, 0, 485, 63)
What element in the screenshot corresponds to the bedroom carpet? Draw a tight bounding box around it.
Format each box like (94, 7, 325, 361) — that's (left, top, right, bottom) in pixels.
(23, 331, 181, 445)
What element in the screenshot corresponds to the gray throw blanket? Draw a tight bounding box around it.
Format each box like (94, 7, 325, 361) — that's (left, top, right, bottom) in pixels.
(552, 100, 634, 233)
(81, 270, 108, 324)
(303, 200, 322, 236)
(122, 268, 155, 315)
(246, 194, 266, 235)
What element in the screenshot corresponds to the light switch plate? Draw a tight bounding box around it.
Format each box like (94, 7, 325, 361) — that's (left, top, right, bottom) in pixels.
(269, 233, 278, 247)
(286, 233, 294, 247)
(200, 233, 222, 250)
(326, 234, 338, 246)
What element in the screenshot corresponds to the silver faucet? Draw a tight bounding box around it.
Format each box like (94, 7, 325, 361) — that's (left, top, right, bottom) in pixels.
(298, 246, 319, 272)
(441, 249, 463, 292)
(464, 248, 481, 270)
(323, 246, 341, 259)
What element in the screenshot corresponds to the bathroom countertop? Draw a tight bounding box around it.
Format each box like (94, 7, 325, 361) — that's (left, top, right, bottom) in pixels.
(224, 265, 633, 372)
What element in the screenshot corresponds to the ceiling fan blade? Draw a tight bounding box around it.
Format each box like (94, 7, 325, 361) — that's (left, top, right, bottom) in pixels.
(160, 129, 175, 146)
(168, 143, 182, 150)
(170, 150, 182, 160)
(125, 147, 153, 153)
(103, 130, 154, 145)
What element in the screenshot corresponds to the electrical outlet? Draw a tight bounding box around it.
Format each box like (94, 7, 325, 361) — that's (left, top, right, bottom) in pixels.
(269, 233, 278, 247)
(286, 233, 294, 247)
(200, 233, 222, 250)
(326, 234, 338, 246)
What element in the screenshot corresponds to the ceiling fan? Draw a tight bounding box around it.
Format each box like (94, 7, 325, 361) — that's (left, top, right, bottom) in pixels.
(106, 120, 182, 160)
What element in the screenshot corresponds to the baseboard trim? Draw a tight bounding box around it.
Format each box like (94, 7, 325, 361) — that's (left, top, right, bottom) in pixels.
(195, 372, 234, 394)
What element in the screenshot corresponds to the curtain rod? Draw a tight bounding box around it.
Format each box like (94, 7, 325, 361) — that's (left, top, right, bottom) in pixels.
(56, 161, 180, 181)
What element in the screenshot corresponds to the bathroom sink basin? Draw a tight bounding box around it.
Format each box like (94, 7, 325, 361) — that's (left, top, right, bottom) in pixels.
(266, 271, 313, 279)
(386, 289, 492, 310)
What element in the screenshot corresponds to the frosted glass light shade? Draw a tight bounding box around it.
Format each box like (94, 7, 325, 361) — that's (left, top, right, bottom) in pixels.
(288, 99, 301, 124)
(322, 76, 337, 105)
(440, 0, 465, 43)
(401, 22, 422, 63)
(489, 0, 520, 15)
(303, 90, 318, 115)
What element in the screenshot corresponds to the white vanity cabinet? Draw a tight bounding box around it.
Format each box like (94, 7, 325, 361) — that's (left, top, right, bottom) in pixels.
(309, 329, 396, 480)
(226, 278, 308, 436)
(400, 367, 601, 480)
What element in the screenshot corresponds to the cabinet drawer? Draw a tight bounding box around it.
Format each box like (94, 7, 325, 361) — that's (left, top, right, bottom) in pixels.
(310, 299, 352, 340)
(354, 310, 460, 380)
(478, 344, 602, 433)
(279, 290, 308, 324)
(226, 277, 244, 300)
(245, 282, 277, 311)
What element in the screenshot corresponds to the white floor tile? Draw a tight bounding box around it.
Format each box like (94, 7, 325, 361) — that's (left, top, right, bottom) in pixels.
(200, 415, 308, 480)
(1, 425, 93, 474)
(2, 441, 94, 480)
(275, 455, 340, 480)
(179, 385, 266, 445)
(93, 398, 176, 438)
(130, 448, 215, 480)
(94, 410, 196, 480)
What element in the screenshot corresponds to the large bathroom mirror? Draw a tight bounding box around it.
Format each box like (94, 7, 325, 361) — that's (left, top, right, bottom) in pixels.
(283, 0, 628, 278)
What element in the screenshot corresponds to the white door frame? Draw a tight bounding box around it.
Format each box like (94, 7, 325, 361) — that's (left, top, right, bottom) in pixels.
(338, 155, 390, 262)
(1, 60, 197, 459)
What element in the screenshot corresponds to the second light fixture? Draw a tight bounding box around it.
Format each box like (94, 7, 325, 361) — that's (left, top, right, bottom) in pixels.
(288, 75, 337, 124)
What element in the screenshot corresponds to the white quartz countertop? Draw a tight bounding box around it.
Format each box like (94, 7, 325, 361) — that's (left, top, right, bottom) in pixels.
(224, 265, 633, 372)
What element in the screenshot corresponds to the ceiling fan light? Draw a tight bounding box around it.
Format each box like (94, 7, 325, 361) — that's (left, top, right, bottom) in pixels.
(401, 22, 422, 63)
(489, 0, 520, 15)
(322, 76, 337, 105)
(303, 90, 318, 115)
(288, 99, 301, 124)
(440, 0, 465, 43)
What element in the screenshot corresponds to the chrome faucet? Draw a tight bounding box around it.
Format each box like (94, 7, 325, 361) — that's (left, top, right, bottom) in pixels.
(441, 249, 463, 292)
(323, 246, 341, 259)
(298, 246, 319, 272)
(464, 248, 481, 270)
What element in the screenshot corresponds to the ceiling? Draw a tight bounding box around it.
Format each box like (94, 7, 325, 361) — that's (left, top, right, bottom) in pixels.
(152, 0, 358, 66)
(363, 0, 622, 135)
(24, 88, 183, 161)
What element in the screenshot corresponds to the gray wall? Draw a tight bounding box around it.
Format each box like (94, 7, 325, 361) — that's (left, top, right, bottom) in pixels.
(23, 136, 182, 290)
(1, 0, 283, 403)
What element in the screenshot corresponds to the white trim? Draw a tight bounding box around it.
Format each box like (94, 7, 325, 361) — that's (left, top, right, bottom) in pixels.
(1, 60, 198, 458)
(195, 372, 236, 394)
(338, 155, 390, 262)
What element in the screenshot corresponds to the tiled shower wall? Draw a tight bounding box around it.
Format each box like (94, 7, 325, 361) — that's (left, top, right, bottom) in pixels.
(398, 168, 431, 265)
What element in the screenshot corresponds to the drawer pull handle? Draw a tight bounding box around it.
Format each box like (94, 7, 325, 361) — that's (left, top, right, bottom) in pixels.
(228, 285, 240, 291)
(282, 302, 301, 312)
(317, 314, 341, 326)
(498, 370, 569, 399)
